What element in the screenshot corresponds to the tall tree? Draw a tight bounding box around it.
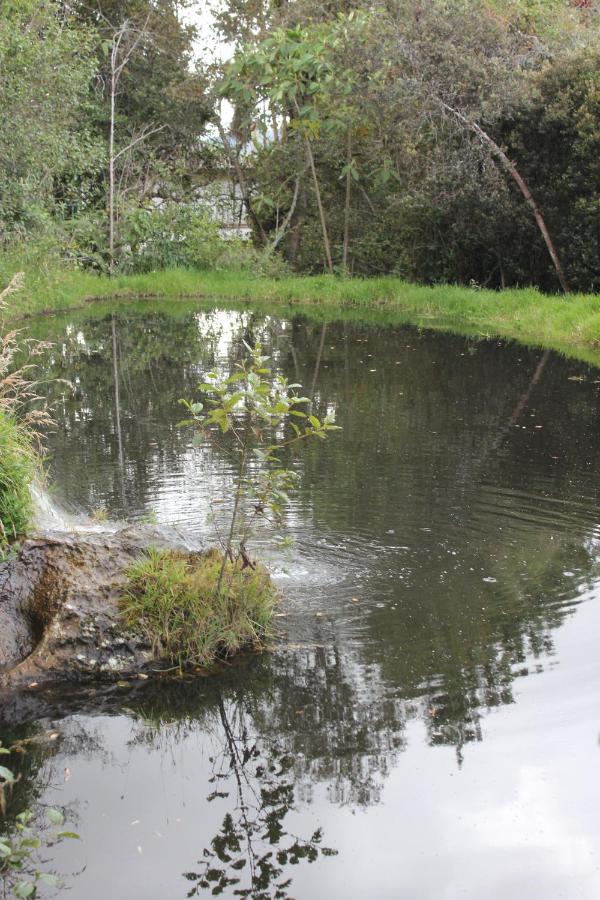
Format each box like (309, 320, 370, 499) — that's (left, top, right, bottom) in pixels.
(0, 0, 101, 241)
(69, 0, 213, 263)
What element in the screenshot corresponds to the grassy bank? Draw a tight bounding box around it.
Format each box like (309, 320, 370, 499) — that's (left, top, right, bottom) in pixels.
(0, 411, 36, 552)
(4, 265, 600, 365)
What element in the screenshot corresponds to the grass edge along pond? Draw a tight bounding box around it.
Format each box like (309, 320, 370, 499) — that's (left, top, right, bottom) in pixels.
(5, 268, 600, 366)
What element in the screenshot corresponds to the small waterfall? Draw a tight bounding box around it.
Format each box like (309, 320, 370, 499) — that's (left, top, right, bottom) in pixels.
(30, 484, 73, 531)
(29, 484, 120, 535)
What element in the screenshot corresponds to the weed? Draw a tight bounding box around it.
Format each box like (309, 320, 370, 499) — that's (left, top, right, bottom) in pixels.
(120, 548, 278, 670)
(0, 413, 36, 550)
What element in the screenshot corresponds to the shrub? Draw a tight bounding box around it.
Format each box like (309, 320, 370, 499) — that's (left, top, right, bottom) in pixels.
(118, 204, 223, 273)
(120, 548, 278, 669)
(215, 241, 291, 278)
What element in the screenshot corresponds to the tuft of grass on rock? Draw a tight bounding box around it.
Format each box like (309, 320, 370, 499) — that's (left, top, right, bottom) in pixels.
(120, 548, 277, 670)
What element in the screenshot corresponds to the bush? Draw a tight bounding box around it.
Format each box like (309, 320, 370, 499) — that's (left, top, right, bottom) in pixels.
(215, 241, 291, 278)
(118, 204, 223, 273)
(120, 548, 277, 669)
(0, 412, 35, 551)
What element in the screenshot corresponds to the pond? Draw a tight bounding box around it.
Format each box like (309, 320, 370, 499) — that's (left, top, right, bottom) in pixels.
(3, 302, 600, 898)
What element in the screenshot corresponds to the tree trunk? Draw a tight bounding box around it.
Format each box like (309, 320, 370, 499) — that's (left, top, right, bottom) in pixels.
(269, 177, 300, 252)
(108, 64, 116, 273)
(304, 137, 334, 273)
(111, 314, 123, 469)
(441, 102, 570, 294)
(342, 131, 352, 275)
(216, 119, 267, 247)
(310, 325, 328, 397)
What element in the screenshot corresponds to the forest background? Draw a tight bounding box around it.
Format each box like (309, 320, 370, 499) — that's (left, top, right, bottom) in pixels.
(1, 0, 599, 296)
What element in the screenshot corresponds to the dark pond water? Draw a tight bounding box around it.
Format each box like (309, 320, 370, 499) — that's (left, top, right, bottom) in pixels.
(3, 303, 600, 898)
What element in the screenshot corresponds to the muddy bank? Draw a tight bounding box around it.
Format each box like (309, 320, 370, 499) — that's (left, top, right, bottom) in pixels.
(0, 526, 202, 690)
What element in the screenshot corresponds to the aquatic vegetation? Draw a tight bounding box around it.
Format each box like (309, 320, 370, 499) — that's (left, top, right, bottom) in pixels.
(0, 744, 79, 899)
(122, 344, 338, 669)
(120, 548, 278, 669)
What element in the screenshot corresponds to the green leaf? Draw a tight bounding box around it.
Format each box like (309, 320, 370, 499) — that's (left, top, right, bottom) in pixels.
(37, 874, 60, 888)
(13, 882, 35, 899)
(19, 838, 41, 850)
(56, 831, 81, 840)
(308, 415, 321, 429)
(0, 765, 15, 782)
(45, 808, 64, 826)
(0, 841, 12, 858)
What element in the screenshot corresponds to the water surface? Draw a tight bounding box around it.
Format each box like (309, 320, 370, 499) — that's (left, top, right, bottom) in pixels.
(4, 304, 600, 899)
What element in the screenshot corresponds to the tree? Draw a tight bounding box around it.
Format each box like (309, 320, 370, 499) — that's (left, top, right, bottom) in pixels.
(69, 0, 213, 266)
(181, 340, 340, 596)
(216, 0, 599, 289)
(220, 22, 359, 272)
(105, 15, 159, 267)
(0, 1, 101, 241)
(502, 48, 600, 292)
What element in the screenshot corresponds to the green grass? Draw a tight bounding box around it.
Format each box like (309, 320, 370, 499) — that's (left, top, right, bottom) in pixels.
(0, 411, 36, 551)
(120, 548, 277, 670)
(3, 263, 600, 366)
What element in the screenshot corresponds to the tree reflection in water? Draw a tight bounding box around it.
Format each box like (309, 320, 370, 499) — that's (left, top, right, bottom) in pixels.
(183, 694, 337, 899)
(18, 304, 600, 892)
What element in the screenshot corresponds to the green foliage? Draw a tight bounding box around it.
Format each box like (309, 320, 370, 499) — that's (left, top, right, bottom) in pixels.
(117, 205, 222, 274)
(0, 745, 79, 899)
(213, 242, 291, 279)
(120, 340, 339, 671)
(121, 548, 277, 669)
(0, 1, 102, 243)
(72, 0, 213, 189)
(218, 0, 600, 290)
(181, 341, 339, 571)
(0, 273, 47, 551)
(1, 0, 599, 290)
(502, 49, 600, 292)
(0, 413, 35, 552)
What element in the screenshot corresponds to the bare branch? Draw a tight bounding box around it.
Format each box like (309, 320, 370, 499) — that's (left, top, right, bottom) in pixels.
(113, 124, 168, 162)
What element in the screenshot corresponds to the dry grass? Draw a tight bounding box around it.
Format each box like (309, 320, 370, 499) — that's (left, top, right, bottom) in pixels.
(0, 274, 52, 549)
